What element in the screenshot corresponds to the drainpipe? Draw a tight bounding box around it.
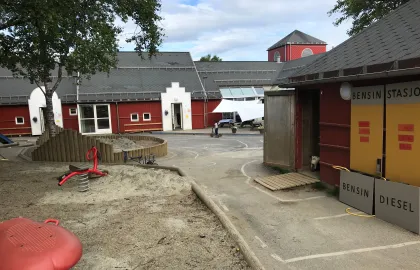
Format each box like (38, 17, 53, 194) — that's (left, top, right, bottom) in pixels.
(202, 76, 208, 127)
(192, 58, 208, 128)
(284, 44, 287, 62)
(76, 72, 80, 101)
(116, 102, 120, 134)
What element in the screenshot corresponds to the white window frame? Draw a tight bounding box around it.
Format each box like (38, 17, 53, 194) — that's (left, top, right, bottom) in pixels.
(77, 104, 112, 134)
(15, 116, 25, 125)
(69, 108, 78, 116)
(131, 113, 139, 122)
(301, 48, 314, 57)
(143, 112, 151, 121)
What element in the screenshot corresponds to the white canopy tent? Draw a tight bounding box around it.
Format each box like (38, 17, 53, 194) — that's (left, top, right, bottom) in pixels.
(212, 99, 264, 122)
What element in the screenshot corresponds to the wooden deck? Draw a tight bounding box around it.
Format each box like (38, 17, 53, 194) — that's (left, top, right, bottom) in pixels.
(254, 173, 319, 191)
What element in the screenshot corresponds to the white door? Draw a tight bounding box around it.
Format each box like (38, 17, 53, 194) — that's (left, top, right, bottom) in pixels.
(78, 104, 112, 134)
(39, 108, 45, 133)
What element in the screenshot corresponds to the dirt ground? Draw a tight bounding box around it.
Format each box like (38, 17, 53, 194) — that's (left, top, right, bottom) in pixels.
(98, 137, 160, 153)
(0, 161, 249, 269)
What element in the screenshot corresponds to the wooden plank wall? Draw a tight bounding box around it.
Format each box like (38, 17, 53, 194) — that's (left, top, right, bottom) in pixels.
(32, 130, 168, 163)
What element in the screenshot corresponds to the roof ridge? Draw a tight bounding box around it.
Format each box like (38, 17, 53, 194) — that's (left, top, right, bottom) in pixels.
(288, 0, 417, 79)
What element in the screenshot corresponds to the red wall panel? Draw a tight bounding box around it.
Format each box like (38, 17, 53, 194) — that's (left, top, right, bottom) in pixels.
(62, 104, 79, 131)
(0, 105, 31, 135)
(290, 45, 326, 61)
(319, 84, 351, 186)
(192, 100, 205, 129)
(268, 44, 326, 62)
(207, 99, 222, 127)
(113, 102, 162, 133)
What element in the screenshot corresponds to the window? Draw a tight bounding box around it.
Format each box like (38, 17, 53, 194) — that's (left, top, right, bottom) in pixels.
(143, 113, 151, 121)
(69, 108, 77, 116)
(274, 51, 280, 62)
(79, 104, 111, 134)
(301, 48, 314, 57)
(15, 117, 24, 125)
(131, 113, 139, 122)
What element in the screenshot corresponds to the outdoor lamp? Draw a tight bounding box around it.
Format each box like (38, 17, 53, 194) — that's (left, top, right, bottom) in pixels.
(340, 82, 352, 101)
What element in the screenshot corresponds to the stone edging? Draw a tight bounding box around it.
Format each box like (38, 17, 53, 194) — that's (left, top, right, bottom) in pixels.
(0, 142, 19, 148)
(136, 164, 265, 270)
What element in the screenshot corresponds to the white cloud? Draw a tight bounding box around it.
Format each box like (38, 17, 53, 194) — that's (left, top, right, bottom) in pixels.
(118, 0, 353, 60)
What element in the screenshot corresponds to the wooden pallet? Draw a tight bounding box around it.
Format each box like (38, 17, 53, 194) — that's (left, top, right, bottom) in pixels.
(254, 173, 319, 191)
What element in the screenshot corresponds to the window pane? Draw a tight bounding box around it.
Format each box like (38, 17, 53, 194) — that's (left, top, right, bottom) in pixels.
(131, 114, 138, 120)
(254, 88, 264, 95)
(80, 105, 94, 119)
(241, 88, 255, 96)
(96, 105, 109, 118)
(143, 113, 151, 120)
(220, 88, 233, 98)
(229, 88, 244, 96)
(97, 119, 110, 129)
(81, 119, 95, 133)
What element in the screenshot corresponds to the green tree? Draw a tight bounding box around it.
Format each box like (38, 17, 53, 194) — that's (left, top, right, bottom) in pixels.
(199, 54, 222, 62)
(329, 0, 409, 36)
(0, 0, 164, 137)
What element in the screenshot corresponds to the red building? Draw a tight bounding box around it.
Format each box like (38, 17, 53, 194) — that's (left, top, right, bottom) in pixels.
(266, 0, 420, 186)
(267, 30, 327, 62)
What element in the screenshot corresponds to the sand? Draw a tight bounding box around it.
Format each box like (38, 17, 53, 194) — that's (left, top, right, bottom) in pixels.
(98, 137, 159, 153)
(0, 162, 249, 269)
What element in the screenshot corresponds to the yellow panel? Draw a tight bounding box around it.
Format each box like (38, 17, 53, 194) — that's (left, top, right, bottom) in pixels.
(386, 104, 420, 186)
(350, 86, 384, 176)
(385, 81, 420, 186)
(350, 105, 383, 175)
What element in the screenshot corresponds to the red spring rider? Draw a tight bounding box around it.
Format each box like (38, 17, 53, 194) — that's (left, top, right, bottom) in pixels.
(58, 146, 108, 186)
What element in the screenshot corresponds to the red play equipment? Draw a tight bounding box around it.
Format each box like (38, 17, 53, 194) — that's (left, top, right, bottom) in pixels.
(0, 217, 82, 270)
(58, 146, 108, 186)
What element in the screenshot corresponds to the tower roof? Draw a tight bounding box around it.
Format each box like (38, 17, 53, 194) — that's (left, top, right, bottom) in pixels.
(267, 30, 327, 51)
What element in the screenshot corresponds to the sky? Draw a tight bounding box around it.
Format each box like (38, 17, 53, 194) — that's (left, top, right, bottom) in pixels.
(118, 0, 353, 61)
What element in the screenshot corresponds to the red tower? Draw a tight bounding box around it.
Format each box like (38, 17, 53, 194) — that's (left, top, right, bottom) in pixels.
(267, 30, 327, 62)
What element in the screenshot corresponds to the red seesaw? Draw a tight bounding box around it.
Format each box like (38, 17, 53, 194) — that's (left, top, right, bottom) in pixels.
(58, 146, 108, 186)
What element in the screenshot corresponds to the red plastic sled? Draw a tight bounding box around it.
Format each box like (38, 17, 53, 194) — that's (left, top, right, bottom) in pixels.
(0, 217, 82, 270)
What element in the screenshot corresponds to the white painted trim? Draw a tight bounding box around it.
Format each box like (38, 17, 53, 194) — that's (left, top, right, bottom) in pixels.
(78, 104, 112, 134)
(15, 116, 25, 125)
(143, 112, 151, 121)
(130, 113, 139, 122)
(69, 108, 78, 116)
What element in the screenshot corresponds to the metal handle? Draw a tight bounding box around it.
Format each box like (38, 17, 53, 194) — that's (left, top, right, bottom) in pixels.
(44, 219, 60, 226)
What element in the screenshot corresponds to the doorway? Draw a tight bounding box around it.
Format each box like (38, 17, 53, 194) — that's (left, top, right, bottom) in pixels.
(39, 108, 45, 134)
(171, 103, 183, 130)
(300, 90, 320, 177)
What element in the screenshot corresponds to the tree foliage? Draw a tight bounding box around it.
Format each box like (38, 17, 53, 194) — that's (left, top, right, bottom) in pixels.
(199, 54, 222, 62)
(0, 0, 164, 136)
(328, 0, 409, 36)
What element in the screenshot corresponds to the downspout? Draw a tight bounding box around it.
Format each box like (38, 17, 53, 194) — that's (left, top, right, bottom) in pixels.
(284, 44, 287, 62)
(116, 102, 120, 134)
(192, 58, 208, 128)
(76, 72, 80, 101)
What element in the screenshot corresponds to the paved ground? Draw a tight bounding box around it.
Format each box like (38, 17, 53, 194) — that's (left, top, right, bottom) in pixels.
(154, 134, 420, 270)
(2, 134, 420, 269)
(151, 126, 261, 136)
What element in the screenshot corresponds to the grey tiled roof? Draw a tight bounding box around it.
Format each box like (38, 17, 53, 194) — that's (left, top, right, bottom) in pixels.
(274, 54, 324, 84)
(79, 67, 205, 101)
(290, 0, 420, 80)
(0, 71, 76, 105)
(116, 52, 194, 67)
(267, 30, 327, 51)
(194, 61, 284, 96)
